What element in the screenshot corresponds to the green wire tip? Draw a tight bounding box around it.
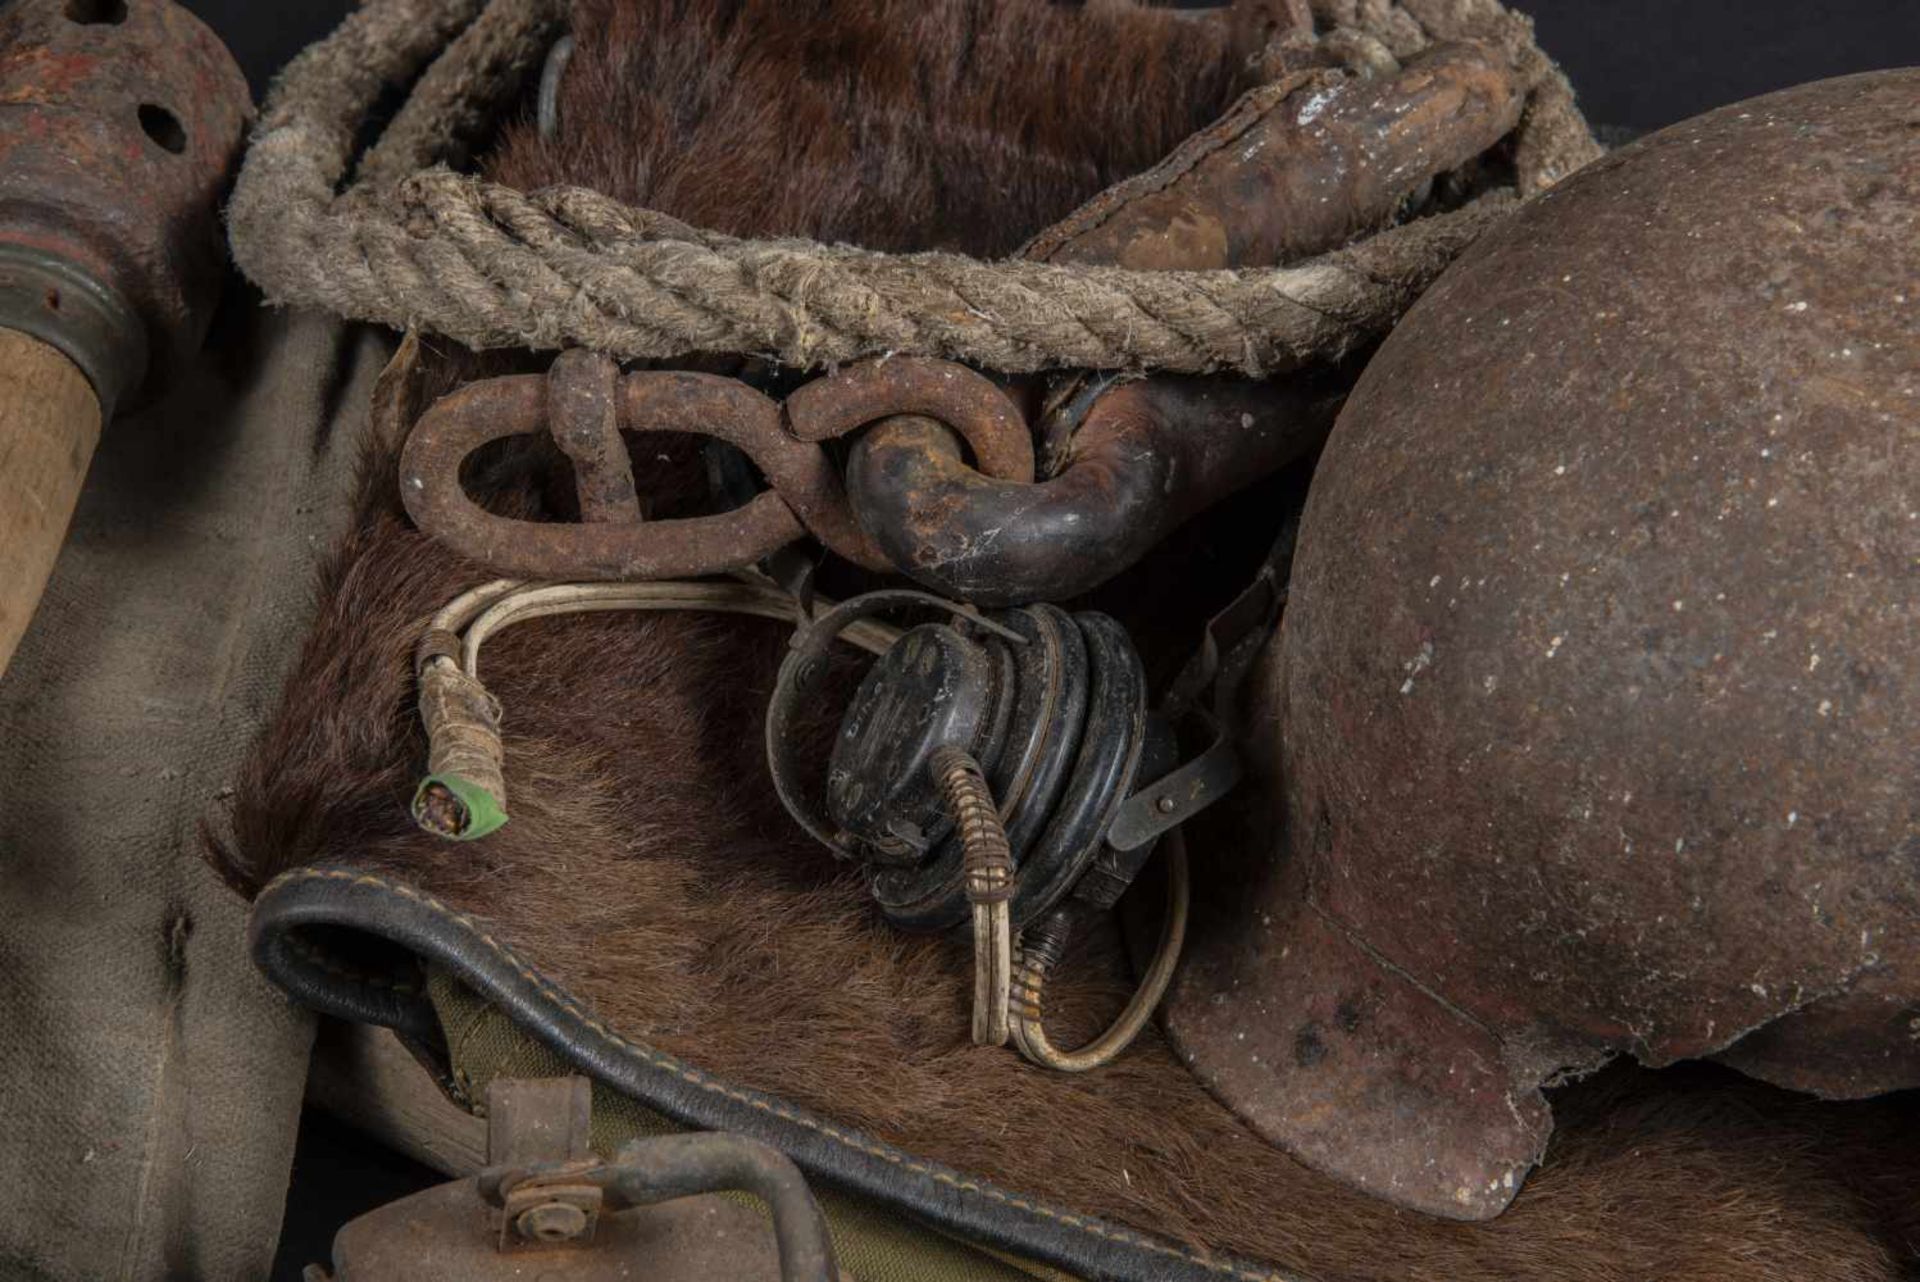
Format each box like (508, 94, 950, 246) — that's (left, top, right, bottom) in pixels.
(412, 774, 508, 841)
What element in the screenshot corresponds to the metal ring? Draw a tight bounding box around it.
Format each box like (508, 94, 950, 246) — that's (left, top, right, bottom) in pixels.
(0, 245, 147, 418)
(536, 34, 575, 144)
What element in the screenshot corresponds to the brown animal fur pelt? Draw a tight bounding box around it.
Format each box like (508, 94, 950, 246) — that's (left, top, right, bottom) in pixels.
(214, 3, 1920, 1279)
(490, 0, 1252, 256)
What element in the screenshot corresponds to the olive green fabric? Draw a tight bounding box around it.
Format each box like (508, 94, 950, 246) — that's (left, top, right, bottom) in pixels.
(429, 967, 1080, 1282)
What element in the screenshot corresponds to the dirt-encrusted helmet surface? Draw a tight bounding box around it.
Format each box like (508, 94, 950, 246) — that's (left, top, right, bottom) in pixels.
(1166, 68, 1920, 1220)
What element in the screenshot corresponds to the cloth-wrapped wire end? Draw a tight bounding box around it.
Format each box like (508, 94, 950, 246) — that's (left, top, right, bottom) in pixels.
(413, 636, 509, 840)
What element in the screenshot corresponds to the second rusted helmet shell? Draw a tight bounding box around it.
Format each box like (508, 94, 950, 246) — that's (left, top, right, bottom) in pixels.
(1166, 69, 1920, 1220)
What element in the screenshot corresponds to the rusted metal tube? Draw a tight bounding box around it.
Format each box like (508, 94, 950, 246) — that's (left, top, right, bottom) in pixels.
(590, 1133, 836, 1282)
(847, 376, 1340, 604)
(1024, 41, 1525, 270)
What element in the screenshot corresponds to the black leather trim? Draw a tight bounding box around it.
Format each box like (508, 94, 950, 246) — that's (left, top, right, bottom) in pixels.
(250, 864, 1303, 1282)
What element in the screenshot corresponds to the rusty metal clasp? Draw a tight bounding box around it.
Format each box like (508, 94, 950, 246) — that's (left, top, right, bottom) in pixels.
(846, 374, 1340, 605)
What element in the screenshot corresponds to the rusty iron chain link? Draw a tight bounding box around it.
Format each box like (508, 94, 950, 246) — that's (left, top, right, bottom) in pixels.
(399, 352, 1035, 581)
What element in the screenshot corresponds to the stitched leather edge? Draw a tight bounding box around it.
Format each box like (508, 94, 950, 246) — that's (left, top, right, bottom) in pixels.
(249, 864, 1309, 1282)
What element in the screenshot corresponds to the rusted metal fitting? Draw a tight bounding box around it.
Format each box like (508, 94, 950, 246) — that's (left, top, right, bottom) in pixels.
(0, 0, 250, 415)
(846, 374, 1341, 605)
(476, 1133, 837, 1282)
(317, 1076, 836, 1282)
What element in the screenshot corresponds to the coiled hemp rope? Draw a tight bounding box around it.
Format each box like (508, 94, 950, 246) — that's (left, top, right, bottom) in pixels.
(228, 0, 1598, 377)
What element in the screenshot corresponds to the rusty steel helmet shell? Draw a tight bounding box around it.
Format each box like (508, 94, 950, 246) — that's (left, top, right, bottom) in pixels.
(1165, 69, 1920, 1221)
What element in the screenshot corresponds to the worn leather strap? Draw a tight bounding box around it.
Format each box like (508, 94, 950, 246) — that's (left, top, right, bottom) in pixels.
(250, 865, 1304, 1282)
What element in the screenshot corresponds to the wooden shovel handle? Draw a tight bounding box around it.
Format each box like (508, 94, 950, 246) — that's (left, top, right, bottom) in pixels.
(0, 327, 102, 677)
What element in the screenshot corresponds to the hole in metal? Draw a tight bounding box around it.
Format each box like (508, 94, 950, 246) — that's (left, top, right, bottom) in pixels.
(65, 0, 128, 23)
(138, 103, 186, 154)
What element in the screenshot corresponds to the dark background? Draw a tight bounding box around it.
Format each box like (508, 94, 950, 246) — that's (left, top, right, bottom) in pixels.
(183, 0, 1920, 130)
(160, 1, 1920, 1276)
